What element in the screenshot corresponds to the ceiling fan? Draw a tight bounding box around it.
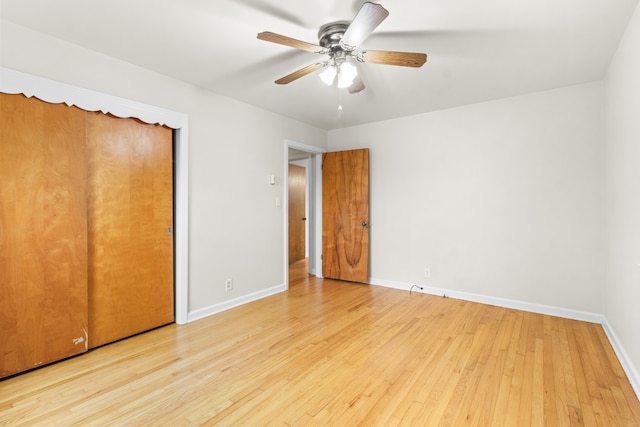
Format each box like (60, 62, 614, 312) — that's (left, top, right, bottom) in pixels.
(257, 2, 427, 94)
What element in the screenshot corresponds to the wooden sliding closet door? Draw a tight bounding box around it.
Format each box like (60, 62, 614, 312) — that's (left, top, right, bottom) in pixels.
(0, 94, 89, 377)
(86, 113, 174, 348)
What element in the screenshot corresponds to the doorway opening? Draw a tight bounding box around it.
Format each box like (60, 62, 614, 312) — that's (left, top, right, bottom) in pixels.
(288, 161, 308, 265)
(284, 140, 325, 289)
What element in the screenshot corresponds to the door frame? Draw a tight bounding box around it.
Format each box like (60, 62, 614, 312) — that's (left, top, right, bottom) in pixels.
(1, 67, 190, 325)
(284, 139, 326, 288)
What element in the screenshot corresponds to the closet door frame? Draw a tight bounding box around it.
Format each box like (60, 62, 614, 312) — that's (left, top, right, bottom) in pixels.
(0, 67, 190, 325)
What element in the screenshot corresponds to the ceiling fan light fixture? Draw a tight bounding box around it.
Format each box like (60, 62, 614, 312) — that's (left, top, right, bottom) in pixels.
(259, 3, 426, 93)
(319, 65, 337, 86)
(337, 62, 357, 88)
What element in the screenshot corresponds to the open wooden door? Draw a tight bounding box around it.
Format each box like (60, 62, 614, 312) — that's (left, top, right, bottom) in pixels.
(322, 148, 369, 283)
(288, 164, 306, 264)
(86, 112, 174, 348)
(0, 94, 89, 377)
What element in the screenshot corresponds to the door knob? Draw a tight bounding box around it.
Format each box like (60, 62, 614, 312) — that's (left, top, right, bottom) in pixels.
(362, 221, 368, 227)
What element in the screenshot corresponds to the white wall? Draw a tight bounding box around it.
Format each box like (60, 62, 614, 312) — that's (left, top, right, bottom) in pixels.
(0, 21, 328, 315)
(604, 2, 640, 388)
(328, 83, 605, 313)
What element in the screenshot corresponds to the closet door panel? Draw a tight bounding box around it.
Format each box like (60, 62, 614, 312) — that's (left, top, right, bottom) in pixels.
(0, 94, 88, 378)
(86, 113, 174, 348)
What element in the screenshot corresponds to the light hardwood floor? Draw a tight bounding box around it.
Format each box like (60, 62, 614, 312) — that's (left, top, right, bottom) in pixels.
(1, 259, 639, 426)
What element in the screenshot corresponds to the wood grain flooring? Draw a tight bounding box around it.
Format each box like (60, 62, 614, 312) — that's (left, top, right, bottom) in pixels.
(1, 259, 639, 426)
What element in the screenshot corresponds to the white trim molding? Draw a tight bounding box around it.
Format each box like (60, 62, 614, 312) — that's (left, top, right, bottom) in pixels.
(1, 67, 190, 325)
(0, 67, 184, 128)
(187, 284, 287, 323)
(369, 277, 605, 322)
(601, 320, 640, 399)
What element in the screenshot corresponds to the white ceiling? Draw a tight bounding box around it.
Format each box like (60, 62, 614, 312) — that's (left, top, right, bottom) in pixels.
(1, 0, 638, 130)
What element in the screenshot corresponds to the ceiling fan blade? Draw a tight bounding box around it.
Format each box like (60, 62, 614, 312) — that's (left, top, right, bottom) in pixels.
(347, 75, 366, 94)
(360, 50, 427, 67)
(257, 31, 325, 53)
(340, 2, 389, 49)
(275, 63, 326, 84)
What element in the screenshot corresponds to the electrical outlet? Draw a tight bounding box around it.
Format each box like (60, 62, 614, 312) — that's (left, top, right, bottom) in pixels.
(424, 268, 431, 278)
(225, 278, 233, 291)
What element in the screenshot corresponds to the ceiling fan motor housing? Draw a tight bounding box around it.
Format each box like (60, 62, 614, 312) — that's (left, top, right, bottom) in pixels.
(318, 21, 350, 51)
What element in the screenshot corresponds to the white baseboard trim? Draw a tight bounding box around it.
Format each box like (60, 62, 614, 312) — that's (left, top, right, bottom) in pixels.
(369, 276, 639, 399)
(187, 283, 287, 323)
(601, 319, 640, 399)
(370, 277, 604, 322)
